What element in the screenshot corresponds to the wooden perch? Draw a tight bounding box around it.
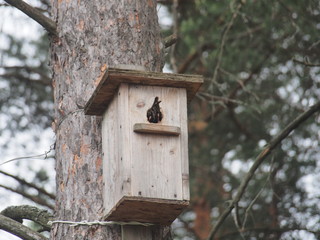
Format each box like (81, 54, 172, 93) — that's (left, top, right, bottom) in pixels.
(4, 0, 57, 36)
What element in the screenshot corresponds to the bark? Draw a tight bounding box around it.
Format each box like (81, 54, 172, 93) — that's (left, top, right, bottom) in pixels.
(0, 214, 47, 240)
(50, 0, 164, 239)
(1, 205, 53, 231)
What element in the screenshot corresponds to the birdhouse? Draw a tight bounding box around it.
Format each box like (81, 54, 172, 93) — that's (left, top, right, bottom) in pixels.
(85, 67, 203, 225)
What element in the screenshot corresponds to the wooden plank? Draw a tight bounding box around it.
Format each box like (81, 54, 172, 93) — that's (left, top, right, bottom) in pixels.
(105, 196, 189, 225)
(117, 84, 132, 198)
(179, 90, 190, 200)
(133, 123, 181, 136)
(85, 68, 203, 115)
(102, 93, 119, 214)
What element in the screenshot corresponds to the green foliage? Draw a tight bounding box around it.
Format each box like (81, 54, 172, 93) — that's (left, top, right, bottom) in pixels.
(163, 0, 320, 239)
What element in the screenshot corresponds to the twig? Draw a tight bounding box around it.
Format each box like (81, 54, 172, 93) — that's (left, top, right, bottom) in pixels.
(206, 51, 273, 121)
(198, 91, 245, 105)
(210, 2, 242, 90)
(0, 184, 54, 209)
(207, 101, 320, 239)
(241, 180, 268, 229)
(178, 43, 215, 73)
(217, 226, 319, 239)
(3, 0, 57, 36)
(293, 58, 320, 67)
(2, 66, 51, 86)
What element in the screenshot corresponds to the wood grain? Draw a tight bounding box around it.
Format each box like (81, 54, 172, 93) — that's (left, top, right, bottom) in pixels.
(105, 196, 189, 225)
(133, 123, 181, 136)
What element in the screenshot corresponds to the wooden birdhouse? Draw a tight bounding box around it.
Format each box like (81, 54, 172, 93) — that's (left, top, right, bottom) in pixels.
(85, 67, 203, 225)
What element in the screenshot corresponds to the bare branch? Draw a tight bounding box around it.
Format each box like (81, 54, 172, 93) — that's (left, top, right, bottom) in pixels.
(0, 2, 49, 13)
(0, 170, 55, 200)
(2, 66, 51, 85)
(205, 51, 273, 121)
(293, 58, 320, 67)
(0, 184, 54, 209)
(164, 34, 178, 48)
(3, 0, 57, 36)
(207, 101, 320, 239)
(0, 213, 48, 240)
(217, 226, 319, 239)
(210, 2, 242, 90)
(178, 43, 215, 73)
(1, 205, 53, 232)
(176, 25, 262, 74)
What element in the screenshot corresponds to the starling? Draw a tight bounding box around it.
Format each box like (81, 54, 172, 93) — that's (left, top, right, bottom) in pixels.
(147, 97, 163, 123)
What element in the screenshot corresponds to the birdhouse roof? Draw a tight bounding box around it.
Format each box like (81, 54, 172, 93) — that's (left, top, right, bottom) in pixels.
(85, 68, 203, 116)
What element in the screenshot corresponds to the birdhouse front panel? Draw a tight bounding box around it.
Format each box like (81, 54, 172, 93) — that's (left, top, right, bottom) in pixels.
(128, 84, 189, 201)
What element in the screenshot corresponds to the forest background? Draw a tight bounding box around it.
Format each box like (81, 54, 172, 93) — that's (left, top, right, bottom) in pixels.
(0, 0, 320, 239)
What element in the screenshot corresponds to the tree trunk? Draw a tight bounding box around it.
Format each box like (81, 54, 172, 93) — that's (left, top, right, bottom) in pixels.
(50, 0, 164, 239)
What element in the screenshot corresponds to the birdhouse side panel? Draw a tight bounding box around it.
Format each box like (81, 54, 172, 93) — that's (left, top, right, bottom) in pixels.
(102, 85, 132, 215)
(116, 83, 132, 197)
(102, 96, 120, 214)
(128, 85, 188, 201)
(179, 91, 190, 200)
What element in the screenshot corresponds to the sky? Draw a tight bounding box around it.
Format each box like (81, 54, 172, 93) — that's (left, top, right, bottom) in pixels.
(0, 2, 54, 239)
(0, 2, 172, 239)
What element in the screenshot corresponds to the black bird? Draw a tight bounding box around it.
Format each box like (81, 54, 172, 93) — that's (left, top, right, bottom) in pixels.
(147, 97, 163, 123)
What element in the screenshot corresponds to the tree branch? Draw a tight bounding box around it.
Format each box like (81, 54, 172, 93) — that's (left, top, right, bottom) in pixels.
(164, 34, 178, 48)
(205, 51, 273, 121)
(0, 170, 55, 200)
(2, 66, 51, 84)
(293, 58, 320, 67)
(207, 101, 320, 239)
(210, 2, 242, 90)
(217, 226, 319, 239)
(3, 0, 57, 36)
(178, 43, 215, 73)
(1, 205, 53, 232)
(0, 184, 54, 210)
(0, 213, 48, 240)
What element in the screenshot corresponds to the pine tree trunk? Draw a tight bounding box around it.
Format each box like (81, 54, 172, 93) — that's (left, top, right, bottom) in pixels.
(50, 1, 165, 239)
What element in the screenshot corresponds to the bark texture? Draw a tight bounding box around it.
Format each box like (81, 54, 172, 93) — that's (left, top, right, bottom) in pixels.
(50, 0, 164, 239)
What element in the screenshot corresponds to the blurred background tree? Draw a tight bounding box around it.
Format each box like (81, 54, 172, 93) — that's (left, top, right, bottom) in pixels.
(0, 0, 55, 238)
(0, 0, 319, 239)
(160, 0, 320, 239)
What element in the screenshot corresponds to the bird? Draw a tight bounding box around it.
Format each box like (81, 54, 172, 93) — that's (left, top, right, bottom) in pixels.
(147, 97, 163, 123)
